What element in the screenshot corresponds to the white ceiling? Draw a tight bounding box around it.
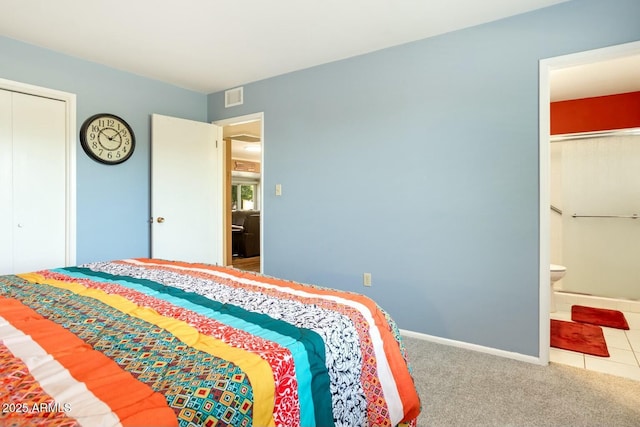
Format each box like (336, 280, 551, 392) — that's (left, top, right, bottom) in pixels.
(3, 0, 637, 146)
(1, 0, 570, 94)
(549, 54, 640, 102)
(224, 120, 262, 162)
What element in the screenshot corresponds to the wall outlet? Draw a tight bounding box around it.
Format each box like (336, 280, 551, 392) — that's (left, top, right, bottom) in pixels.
(363, 273, 372, 287)
(275, 184, 282, 196)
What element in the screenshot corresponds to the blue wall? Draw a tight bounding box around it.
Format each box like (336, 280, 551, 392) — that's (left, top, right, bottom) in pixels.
(208, 0, 640, 356)
(0, 36, 207, 264)
(2, 0, 638, 357)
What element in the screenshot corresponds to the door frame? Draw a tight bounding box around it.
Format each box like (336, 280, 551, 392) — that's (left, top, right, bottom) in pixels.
(0, 77, 76, 267)
(538, 40, 640, 364)
(214, 112, 264, 271)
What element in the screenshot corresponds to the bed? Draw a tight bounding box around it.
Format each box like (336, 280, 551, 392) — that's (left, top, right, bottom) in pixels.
(0, 258, 421, 426)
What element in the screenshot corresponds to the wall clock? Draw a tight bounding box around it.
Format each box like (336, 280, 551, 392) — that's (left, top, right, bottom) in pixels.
(80, 113, 135, 165)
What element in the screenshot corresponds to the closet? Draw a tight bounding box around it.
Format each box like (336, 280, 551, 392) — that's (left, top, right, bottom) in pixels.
(0, 88, 67, 275)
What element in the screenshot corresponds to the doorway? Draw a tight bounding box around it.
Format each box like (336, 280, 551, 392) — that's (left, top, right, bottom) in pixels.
(214, 113, 264, 273)
(538, 41, 640, 364)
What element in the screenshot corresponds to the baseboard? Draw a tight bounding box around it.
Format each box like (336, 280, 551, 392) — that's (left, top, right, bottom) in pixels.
(554, 291, 640, 313)
(399, 329, 545, 366)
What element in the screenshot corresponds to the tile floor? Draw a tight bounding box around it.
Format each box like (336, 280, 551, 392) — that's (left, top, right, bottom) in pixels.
(550, 291, 640, 381)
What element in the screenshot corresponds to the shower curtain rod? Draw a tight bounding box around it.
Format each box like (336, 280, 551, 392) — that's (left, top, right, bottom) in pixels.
(550, 127, 640, 142)
(572, 213, 639, 219)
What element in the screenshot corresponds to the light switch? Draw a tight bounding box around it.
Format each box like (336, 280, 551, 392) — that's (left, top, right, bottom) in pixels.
(363, 273, 372, 287)
(275, 184, 282, 196)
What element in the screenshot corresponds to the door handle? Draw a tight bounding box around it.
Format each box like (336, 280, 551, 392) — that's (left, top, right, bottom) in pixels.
(157, 217, 165, 223)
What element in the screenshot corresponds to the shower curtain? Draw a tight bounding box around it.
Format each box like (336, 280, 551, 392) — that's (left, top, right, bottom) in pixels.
(560, 133, 640, 300)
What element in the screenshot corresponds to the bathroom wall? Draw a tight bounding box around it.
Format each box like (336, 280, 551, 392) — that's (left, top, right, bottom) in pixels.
(551, 91, 640, 134)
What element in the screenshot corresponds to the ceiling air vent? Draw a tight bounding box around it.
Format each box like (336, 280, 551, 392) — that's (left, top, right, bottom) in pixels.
(225, 87, 244, 108)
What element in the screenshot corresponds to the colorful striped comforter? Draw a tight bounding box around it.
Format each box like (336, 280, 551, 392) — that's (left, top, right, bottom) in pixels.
(0, 258, 421, 426)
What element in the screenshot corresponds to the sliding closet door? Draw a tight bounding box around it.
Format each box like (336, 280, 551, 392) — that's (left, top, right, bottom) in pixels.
(0, 90, 12, 274)
(0, 89, 67, 274)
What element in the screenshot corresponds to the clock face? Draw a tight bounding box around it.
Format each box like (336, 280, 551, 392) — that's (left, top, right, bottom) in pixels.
(80, 113, 136, 164)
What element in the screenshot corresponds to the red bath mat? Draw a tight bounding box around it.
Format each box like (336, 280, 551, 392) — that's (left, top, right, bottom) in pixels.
(550, 319, 609, 357)
(571, 305, 629, 330)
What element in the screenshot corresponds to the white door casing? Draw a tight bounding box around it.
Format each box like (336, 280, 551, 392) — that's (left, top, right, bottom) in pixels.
(214, 112, 265, 272)
(538, 40, 640, 365)
(151, 114, 223, 265)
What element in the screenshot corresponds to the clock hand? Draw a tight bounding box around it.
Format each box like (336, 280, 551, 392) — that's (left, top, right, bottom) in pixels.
(113, 128, 127, 138)
(99, 128, 123, 141)
(98, 129, 112, 141)
(97, 129, 122, 150)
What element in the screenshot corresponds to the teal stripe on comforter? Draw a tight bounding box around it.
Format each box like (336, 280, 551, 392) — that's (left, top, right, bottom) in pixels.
(57, 266, 334, 427)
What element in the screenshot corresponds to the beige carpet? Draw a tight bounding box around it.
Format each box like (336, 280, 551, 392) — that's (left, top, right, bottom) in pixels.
(402, 336, 640, 426)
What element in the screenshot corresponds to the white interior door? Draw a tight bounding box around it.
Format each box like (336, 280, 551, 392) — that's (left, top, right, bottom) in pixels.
(151, 114, 223, 265)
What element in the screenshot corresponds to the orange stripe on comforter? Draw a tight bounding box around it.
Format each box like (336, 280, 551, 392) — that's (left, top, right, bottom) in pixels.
(0, 296, 177, 427)
(238, 267, 421, 422)
(132, 258, 421, 423)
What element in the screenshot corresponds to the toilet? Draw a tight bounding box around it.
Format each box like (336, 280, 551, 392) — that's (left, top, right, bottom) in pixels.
(550, 264, 566, 312)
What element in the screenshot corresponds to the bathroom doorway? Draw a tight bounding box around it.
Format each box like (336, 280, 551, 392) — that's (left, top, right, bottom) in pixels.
(539, 40, 640, 366)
